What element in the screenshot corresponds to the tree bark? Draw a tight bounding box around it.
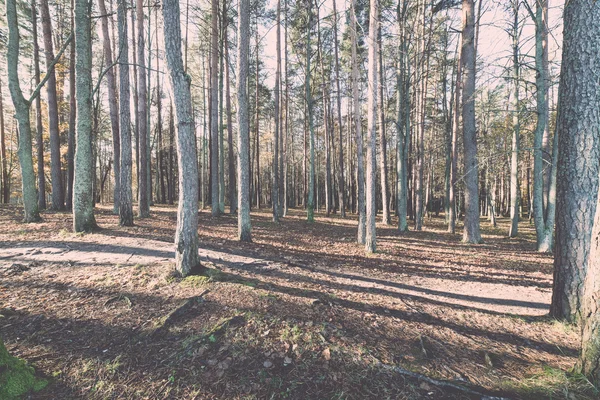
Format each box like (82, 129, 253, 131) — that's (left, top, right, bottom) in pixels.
(550, 0, 600, 322)
(306, 0, 315, 223)
(98, 0, 120, 213)
(118, 0, 134, 226)
(508, 0, 520, 238)
(136, 0, 149, 217)
(0, 76, 9, 204)
(460, 0, 481, 244)
(163, 0, 200, 276)
(211, 0, 220, 216)
(31, 1, 47, 210)
(272, 0, 281, 222)
(66, 0, 76, 211)
(40, 0, 65, 210)
(6, 0, 40, 223)
(236, 0, 251, 241)
(378, 20, 390, 226)
(365, 0, 378, 253)
(73, 0, 97, 231)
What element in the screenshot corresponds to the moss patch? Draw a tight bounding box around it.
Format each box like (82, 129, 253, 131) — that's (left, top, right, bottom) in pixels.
(0, 339, 47, 399)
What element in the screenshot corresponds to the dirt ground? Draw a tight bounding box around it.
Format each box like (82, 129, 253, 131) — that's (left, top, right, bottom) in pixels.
(0, 204, 596, 399)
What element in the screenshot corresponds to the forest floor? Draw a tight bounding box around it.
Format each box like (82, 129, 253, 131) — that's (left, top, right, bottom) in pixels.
(0, 204, 597, 399)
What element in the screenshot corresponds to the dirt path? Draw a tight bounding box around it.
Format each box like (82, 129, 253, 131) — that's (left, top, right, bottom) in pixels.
(0, 205, 592, 399)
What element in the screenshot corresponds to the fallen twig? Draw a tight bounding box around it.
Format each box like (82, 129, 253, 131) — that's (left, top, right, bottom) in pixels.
(149, 290, 209, 337)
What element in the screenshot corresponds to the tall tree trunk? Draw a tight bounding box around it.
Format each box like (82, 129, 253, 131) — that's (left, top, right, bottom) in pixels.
(351, 0, 365, 243)
(396, 0, 409, 232)
(550, 0, 600, 323)
(73, 0, 96, 231)
(283, 0, 290, 216)
(530, 0, 554, 252)
(118, 0, 134, 226)
(99, 0, 120, 213)
(66, 0, 76, 210)
(218, 1, 225, 214)
(236, 0, 251, 241)
(0, 76, 9, 204)
(137, 0, 149, 217)
(306, 0, 315, 223)
(378, 20, 390, 226)
(225, 25, 236, 214)
(40, 0, 64, 210)
(211, 0, 220, 216)
(272, 0, 281, 222)
(332, 0, 345, 218)
(162, 0, 200, 276)
(461, 0, 481, 244)
(6, 0, 40, 223)
(32, 1, 47, 210)
(508, 0, 520, 238)
(365, 0, 378, 253)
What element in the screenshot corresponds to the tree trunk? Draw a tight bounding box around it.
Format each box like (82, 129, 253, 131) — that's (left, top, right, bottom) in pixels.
(6, 0, 40, 223)
(66, 0, 76, 211)
(118, 0, 134, 226)
(351, 0, 365, 242)
(236, 0, 251, 241)
(162, 0, 200, 276)
(306, 0, 315, 223)
(508, 0, 520, 238)
(137, 0, 149, 217)
(31, 1, 47, 210)
(272, 0, 281, 222)
(550, 0, 600, 323)
(0, 76, 9, 204)
(378, 21, 390, 226)
(98, 0, 120, 213)
(225, 24, 236, 214)
(332, 0, 345, 218)
(365, 0, 378, 253)
(40, 0, 64, 210)
(211, 0, 220, 216)
(460, 0, 481, 244)
(73, 0, 97, 231)
(530, 0, 554, 252)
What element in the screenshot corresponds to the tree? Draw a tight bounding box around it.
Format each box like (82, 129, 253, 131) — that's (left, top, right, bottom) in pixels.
(6, 0, 41, 223)
(237, 0, 252, 242)
(332, 0, 345, 218)
(73, 0, 97, 232)
(66, 0, 76, 211)
(396, 0, 409, 233)
(508, 0, 520, 238)
(40, 0, 65, 210)
(211, 0, 220, 216)
(365, 0, 378, 253)
(118, 0, 134, 226)
(526, 0, 556, 252)
(351, 0, 365, 243)
(0, 75, 9, 204)
(306, 0, 315, 223)
(460, 0, 481, 244)
(31, 0, 46, 210)
(163, 0, 200, 276)
(272, 0, 281, 223)
(98, 0, 120, 213)
(137, 0, 150, 218)
(550, 0, 600, 323)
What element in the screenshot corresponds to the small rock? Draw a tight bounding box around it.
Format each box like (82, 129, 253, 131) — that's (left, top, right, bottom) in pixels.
(263, 360, 273, 368)
(283, 356, 293, 366)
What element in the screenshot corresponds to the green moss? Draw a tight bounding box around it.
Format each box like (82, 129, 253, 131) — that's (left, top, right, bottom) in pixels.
(181, 275, 211, 287)
(0, 339, 48, 399)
